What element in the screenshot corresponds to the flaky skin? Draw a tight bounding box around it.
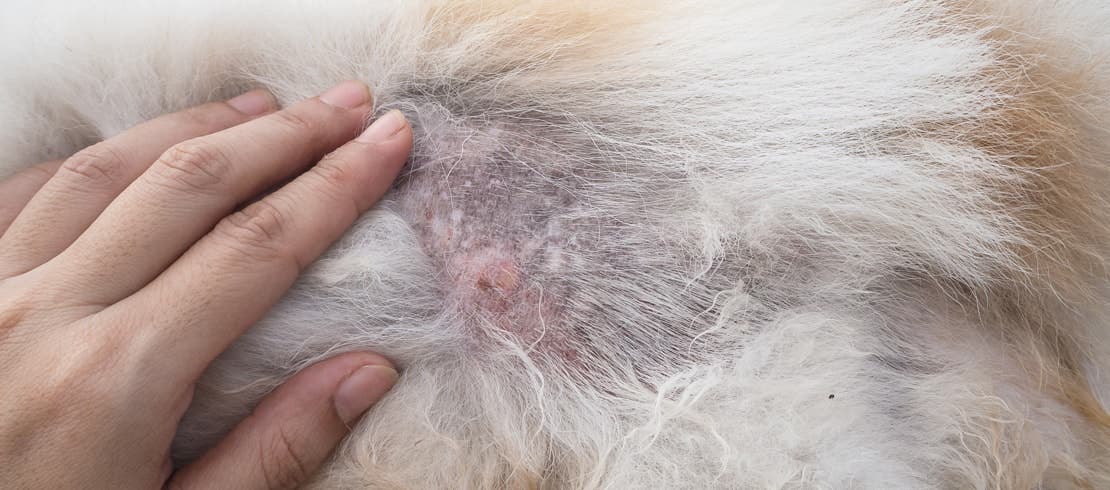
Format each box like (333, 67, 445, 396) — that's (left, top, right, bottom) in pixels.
(2, 1, 1109, 488)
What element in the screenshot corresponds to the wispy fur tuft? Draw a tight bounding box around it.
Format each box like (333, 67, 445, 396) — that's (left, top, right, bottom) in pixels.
(2, 0, 1109, 487)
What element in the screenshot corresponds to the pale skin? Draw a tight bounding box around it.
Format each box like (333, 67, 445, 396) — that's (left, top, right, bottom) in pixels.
(0, 81, 412, 489)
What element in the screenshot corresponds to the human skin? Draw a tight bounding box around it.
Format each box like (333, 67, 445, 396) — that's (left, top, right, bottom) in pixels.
(0, 80, 412, 489)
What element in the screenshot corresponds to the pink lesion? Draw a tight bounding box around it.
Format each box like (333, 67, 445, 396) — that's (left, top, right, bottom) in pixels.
(448, 243, 526, 310)
(439, 240, 578, 360)
(465, 250, 519, 313)
(403, 172, 582, 361)
(472, 260, 515, 308)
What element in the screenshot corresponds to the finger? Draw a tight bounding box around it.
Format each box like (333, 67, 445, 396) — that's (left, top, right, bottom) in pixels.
(0, 159, 63, 236)
(105, 109, 411, 378)
(39, 81, 375, 307)
(0, 90, 274, 278)
(166, 352, 398, 490)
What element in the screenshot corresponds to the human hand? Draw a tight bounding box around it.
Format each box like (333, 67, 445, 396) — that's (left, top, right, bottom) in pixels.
(0, 81, 411, 489)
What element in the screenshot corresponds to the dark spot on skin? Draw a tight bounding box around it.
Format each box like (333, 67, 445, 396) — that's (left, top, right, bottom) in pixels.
(828, 394, 835, 399)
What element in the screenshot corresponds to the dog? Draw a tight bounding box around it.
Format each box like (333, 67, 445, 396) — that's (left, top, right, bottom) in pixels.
(2, 0, 1108, 487)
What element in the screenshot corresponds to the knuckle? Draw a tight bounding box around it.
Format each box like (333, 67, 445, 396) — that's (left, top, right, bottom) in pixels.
(0, 274, 56, 338)
(215, 200, 292, 260)
(259, 426, 311, 489)
(0, 280, 123, 410)
(271, 109, 320, 138)
(150, 140, 233, 193)
(0, 289, 30, 336)
(36, 329, 120, 402)
(177, 102, 233, 129)
(308, 159, 355, 193)
(58, 144, 129, 190)
(303, 163, 362, 219)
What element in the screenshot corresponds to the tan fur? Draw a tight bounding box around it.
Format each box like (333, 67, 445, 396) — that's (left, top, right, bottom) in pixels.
(944, 1, 1110, 486)
(6, 0, 1109, 487)
(419, 1, 657, 77)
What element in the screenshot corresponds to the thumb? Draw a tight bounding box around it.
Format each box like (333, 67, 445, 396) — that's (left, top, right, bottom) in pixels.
(167, 352, 398, 489)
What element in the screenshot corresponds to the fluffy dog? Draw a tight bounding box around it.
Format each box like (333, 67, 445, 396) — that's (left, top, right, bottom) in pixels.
(2, 0, 1109, 487)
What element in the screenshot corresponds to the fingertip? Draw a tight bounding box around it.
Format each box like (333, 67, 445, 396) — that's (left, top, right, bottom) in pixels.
(392, 113, 414, 148)
(334, 364, 399, 425)
(319, 80, 373, 110)
(337, 350, 397, 372)
(356, 109, 408, 143)
(167, 351, 398, 489)
(323, 110, 411, 210)
(226, 89, 276, 116)
(369, 111, 413, 174)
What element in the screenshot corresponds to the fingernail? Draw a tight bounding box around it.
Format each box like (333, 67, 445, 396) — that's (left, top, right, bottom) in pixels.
(226, 89, 274, 116)
(334, 364, 398, 424)
(356, 110, 407, 143)
(319, 80, 372, 109)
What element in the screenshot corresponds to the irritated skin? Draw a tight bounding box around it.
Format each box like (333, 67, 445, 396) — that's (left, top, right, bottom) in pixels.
(2, 0, 1110, 488)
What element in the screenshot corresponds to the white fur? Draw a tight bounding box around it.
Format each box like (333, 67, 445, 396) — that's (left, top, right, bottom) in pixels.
(2, 0, 1109, 488)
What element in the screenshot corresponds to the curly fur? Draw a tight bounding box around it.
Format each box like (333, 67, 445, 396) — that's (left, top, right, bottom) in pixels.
(2, 0, 1109, 488)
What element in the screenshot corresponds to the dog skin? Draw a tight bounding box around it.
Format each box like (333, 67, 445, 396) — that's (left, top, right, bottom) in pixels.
(1, 0, 1109, 487)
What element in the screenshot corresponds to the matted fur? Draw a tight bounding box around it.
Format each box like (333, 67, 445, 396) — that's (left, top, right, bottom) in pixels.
(1, 0, 1109, 488)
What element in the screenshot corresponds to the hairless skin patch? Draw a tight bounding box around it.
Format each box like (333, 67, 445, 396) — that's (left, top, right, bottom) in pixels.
(389, 104, 748, 378)
(396, 114, 585, 363)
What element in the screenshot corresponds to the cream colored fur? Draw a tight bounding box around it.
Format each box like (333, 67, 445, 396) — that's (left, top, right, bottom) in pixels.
(2, 0, 1109, 488)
